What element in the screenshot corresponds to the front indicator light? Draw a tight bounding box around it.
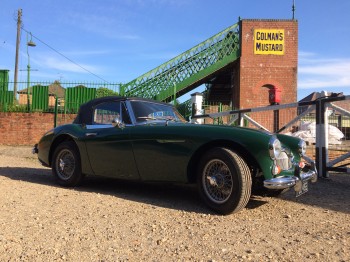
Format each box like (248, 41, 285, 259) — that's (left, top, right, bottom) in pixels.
(299, 161, 306, 168)
(272, 165, 282, 175)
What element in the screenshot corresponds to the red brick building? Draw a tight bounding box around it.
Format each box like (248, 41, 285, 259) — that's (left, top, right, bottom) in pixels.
(207, 19, 298, 109)
(239, 19, 298, 109)
(205, 19, 298, 130)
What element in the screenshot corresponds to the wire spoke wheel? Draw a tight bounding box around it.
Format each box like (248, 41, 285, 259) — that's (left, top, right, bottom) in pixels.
(55, 149, 76, 180)
(203, 159, 233, 204)
(197, 147, 252, 215)
(52, 141, 83, 187)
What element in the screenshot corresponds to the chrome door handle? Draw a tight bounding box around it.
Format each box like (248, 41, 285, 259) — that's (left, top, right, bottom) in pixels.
(85, 133, 98, 137)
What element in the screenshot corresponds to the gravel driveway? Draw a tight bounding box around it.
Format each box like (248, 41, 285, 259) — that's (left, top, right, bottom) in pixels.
(0, 145, 349, 261)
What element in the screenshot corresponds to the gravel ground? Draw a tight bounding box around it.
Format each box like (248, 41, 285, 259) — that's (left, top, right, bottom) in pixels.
(0, 145, 349, 261)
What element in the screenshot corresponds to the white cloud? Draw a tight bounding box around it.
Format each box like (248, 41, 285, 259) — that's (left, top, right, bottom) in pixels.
(62, 50, 112, 57)
(64, 12, 140, 41)
(33, 55, 101, 74)
(298, 53, 350, 90)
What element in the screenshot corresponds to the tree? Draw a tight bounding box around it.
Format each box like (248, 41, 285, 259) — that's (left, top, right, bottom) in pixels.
(96, 87, 119, 98)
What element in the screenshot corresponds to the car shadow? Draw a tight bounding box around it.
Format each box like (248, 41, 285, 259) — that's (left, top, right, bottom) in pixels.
(1, 166, 349, 214)
(0, 166, 212, 214)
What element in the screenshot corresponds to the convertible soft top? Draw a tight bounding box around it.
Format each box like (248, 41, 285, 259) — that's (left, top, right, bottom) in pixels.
(72, 96, 172, 125)
(73, 96, 124, 125)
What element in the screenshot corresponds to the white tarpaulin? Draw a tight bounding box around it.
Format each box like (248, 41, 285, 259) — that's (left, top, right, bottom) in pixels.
(287, 121, 344, 145)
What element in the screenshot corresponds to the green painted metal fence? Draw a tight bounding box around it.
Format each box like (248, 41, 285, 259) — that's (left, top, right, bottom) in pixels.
(0, 81, 122, 113)
(32, 85, 49, 111)
(0, 70, 9, 91)
(0, 90, 14, 111)
(64, 87, 96, 113)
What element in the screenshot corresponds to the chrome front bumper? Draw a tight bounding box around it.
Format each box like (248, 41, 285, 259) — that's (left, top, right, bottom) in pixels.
(263, 162, 317, 192)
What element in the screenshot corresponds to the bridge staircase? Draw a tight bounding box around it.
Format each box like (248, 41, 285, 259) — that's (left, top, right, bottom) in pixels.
(122, 21, 241, 102)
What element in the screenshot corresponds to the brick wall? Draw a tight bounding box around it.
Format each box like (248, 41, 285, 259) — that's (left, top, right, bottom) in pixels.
(238, 19, 298, 130)
(239, 19, 298, 108)
(0, 113, 76, 145)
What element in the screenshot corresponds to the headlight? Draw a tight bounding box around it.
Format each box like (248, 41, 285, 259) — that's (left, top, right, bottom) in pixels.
(298, 139, 306, 156)
(269, 136, 282, 160)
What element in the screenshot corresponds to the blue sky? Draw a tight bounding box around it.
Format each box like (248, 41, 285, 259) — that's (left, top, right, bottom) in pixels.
(1, 0, 349, 101)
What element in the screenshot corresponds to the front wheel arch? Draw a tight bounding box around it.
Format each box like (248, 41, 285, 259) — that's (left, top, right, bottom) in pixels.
(187, 140, 260, 184)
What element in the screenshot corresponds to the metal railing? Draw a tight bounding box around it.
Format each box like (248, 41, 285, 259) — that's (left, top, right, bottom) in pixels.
(192, 95, 350, 178)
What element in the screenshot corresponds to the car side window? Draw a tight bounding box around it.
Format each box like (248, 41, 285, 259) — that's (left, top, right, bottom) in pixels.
(121, 102, 132, 125)
(94, 101, 121, 125)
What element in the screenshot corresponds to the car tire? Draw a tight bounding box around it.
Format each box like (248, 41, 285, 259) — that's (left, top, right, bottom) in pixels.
(197, 147, 252, 215)
(52, 141, 83, 187)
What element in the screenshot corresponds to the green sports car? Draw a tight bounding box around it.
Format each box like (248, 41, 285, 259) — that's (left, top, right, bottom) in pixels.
(33, 96, 317, 214)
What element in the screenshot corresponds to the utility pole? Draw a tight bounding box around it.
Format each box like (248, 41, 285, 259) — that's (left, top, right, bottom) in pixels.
(14, 8, 22, 102)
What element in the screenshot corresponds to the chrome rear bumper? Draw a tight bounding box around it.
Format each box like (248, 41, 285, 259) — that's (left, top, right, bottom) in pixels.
(32, 144, 38, 154)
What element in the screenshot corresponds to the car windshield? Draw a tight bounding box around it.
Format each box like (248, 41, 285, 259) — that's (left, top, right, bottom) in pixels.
(130, 100, 187, 124)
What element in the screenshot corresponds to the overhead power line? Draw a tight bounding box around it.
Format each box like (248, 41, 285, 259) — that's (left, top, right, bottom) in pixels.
(21, 27, 111, 84)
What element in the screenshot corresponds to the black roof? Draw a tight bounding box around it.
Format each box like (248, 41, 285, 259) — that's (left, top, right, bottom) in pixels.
(73, 96, 173, 125)
(73, 96, 124, 125)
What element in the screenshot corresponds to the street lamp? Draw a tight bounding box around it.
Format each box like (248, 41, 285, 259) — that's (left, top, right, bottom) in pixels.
(27, 32, 36, 111)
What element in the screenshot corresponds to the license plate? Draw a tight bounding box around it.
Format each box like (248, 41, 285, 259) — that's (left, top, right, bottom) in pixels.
(295, 180, 308, 197)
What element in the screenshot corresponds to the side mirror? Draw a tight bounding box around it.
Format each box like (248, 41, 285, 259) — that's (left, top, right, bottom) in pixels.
(112, 116, 125, 129)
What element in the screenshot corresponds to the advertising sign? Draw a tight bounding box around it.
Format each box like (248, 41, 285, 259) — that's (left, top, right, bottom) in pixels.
(254, 29, 284, 55)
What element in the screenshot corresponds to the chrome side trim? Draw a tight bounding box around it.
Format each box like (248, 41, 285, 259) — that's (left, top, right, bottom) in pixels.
(157, 140, 186, 143)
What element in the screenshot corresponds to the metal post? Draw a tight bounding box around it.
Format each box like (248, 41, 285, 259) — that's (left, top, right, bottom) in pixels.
(54, 96, 58, 127)
(27, 61, 31, 111)
(190, 92, 203, 124)
(119, 84, 124, 96)
(26, 32, 36, 112)
(238, 112, 244, 127)
(315, 96, 329, 178)
(273, 109, 279, 132)
(292, 0, 296, 20)
(14, 9, 22, 102)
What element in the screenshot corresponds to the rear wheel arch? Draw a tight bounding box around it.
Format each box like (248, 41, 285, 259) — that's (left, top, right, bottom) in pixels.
(49, 135, 76, 166)
(187, 140, 261, 183)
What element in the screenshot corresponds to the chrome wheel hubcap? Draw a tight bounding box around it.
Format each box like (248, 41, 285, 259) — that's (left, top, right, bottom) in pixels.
(56, 149, 75, 180)
(203, 159, 233, 204)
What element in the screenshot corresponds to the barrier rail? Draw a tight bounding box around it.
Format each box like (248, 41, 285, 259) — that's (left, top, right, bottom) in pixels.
(192, 94, 350, 178)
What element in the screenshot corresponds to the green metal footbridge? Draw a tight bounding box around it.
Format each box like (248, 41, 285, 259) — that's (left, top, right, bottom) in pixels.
(122, 21, 241, 102)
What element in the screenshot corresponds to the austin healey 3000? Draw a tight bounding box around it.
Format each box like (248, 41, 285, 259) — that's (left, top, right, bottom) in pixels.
(33, 96, 317, 214)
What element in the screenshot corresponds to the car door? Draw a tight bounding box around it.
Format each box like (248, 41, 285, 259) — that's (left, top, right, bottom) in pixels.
(129, 124, 193, 182)
(84, 100, 139, 179)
